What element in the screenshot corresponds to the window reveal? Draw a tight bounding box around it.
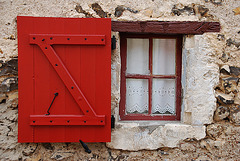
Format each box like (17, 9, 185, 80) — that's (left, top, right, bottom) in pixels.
(120, 34, 182, 120)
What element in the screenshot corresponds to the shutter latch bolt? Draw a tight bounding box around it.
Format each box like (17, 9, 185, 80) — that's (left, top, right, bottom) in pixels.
(79, 140, 91, 153)
(45, 92, 59, 115)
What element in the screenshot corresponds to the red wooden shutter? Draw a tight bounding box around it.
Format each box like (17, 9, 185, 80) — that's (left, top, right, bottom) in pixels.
(18, 16, 111, 142)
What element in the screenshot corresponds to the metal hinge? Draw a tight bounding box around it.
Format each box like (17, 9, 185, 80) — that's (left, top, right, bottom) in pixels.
(111, 115, 115, 129)
(111, 36, 116, 50)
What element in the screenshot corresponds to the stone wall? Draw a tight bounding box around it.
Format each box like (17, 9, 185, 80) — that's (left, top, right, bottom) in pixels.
(0, 0, 240, 160)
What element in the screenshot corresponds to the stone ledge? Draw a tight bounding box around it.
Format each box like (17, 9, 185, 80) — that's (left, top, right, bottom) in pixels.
(106, 122, 205, 151)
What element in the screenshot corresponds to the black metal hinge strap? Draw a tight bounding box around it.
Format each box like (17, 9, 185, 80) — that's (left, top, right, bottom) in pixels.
(111, 36, 116, 50)
(111, 115, 115, 129)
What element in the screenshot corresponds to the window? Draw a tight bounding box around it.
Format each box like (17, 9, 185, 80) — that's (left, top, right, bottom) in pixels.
(120, 33, 182, 120)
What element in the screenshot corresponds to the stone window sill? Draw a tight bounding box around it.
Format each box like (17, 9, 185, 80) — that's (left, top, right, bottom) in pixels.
(106, 121, 205, 151)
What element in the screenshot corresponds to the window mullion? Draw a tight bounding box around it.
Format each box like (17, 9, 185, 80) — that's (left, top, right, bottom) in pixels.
(148, 38, 153, 115)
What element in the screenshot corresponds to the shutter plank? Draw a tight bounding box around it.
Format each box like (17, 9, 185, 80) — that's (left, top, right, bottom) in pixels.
(18, 16, 35, 142)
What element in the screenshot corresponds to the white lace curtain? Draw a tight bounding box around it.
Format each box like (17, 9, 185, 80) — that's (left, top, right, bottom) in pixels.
(125, 38, 176, 115)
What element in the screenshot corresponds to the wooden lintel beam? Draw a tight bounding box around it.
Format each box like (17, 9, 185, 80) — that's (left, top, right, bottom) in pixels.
(111, 21, 220, 34)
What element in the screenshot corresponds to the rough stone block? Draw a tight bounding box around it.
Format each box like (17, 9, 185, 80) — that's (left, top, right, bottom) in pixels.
(216, 91, 234, 104)
(214, 106, 230, 121)
(107, 123, 205, 150)
(206, 124, 224, 139)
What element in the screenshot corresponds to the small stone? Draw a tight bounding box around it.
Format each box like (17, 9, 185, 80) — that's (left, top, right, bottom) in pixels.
(5, 109, 18, 121)
(222, 77, 238, 94)
(206, 124, 224, 139)
(9, 99, 18, 108)
(91, 3, 108, 18)
(234, 92, 240, 105)
(171, 4, 195, 16)
(222, 77, 239, 82)
(0, 58, 18, 76)
(75, 5, 93, 18)
(196, 155, 212, 160)
(214, 106, 230, 121)
(115, 6, 125, 17)
(179, 142, 196, 151)
(42, 143, 54, 150)
(114, 6, 138, 17)
(159, 150, 169, 155)
(0, 94, 7, 103)
(8, 131, 14, 136)
(219, 53, 229, 63)
(230, 112, 240, 125)
(7, 91, 18, 100)
(233, 7, 240, 15)
(216, 92, 234, 104)
(210, 0, 223, 5)
(8, 35, 15, 40)
(0, 77, 18, 93)
(217, 34, 225, 41)
(143, 9, 153, 17)
(226, 38, 240, 48)
(110, 150, 121, 159)
(8, 93, 18, 109)
(22, 143, 38, 156)
(51, 151, 75, 160)
(230, 66, 240, 76)
(229, 105, 240, 125)
(199, 139, 211, 150)
(220, 65, 230, 75)
(197, 5, 209, 17)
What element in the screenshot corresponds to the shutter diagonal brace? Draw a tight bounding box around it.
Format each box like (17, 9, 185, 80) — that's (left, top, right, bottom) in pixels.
(29, 34, 106, 126)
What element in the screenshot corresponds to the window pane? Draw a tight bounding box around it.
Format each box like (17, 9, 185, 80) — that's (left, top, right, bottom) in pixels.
(126, 39, 149, 74)
(126, 79, 148, 114)
(152, 39, 176, 75)
(152, 79, 175, 114)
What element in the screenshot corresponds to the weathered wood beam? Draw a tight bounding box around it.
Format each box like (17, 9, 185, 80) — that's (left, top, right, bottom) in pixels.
(111, 21, 220, 34)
